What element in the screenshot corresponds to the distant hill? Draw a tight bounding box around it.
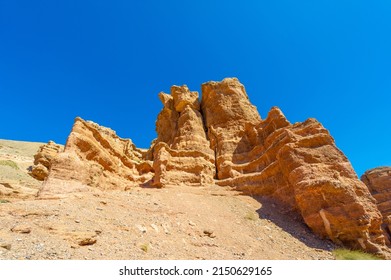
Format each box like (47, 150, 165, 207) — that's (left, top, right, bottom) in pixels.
(0, 139, 47, 198)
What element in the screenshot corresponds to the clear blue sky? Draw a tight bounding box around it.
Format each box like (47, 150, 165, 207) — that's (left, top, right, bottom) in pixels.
(0, 0, 390, 176)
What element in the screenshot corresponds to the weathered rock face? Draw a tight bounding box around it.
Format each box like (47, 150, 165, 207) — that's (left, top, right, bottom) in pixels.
(29, 141, 63, 181)
(277, 120, 386, 253)
(201, 78, 261, 180)
(362, 167, 391, 243)
(152, 86, 215, 187)
(39, 117, 153, 197)
(202, 78, 389, 255)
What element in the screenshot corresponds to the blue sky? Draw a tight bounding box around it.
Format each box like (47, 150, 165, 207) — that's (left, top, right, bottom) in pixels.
(0, 0, 390, 176)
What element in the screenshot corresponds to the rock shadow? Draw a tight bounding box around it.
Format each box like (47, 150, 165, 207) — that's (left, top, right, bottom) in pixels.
(253, 195, 335, 252)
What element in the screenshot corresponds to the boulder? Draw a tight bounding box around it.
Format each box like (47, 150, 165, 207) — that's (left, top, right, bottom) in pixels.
(29, 141, 62, 181)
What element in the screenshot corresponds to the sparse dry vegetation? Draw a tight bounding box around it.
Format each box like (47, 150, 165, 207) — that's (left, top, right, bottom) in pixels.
(140, 243, 149, 253)
(0, 160, 18, 170)
(333, 248, 382, 260)
(245, 211, 258, 221)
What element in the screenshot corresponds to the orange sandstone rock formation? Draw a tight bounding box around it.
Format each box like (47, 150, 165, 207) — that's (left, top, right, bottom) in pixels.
(29, 141, 63, 181)
(39, 117, 153, 197)
(151, 86, 215, 187)
(362, 167, 391, 244)
(201, 78, 262, 181)
(34, 77, 390, 256)
(202, 78, 389, 255)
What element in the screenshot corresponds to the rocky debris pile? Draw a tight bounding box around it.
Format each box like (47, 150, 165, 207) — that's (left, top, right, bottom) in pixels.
(29, 141, 63, 181)
(362, 167, 391, 244)
(31, 78, 391, 257)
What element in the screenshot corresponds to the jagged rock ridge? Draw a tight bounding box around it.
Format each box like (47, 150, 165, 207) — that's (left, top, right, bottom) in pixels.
(33, 78, 391, 257)
(39, 117, 153, 197)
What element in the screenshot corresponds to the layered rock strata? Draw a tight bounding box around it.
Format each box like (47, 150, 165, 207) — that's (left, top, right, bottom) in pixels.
(39, 117, 153, 197)
(29, 141, 63, 181)
(362, 167, 391, 243)
(151, 86, 215, 187)
(202, 78, 389, 254)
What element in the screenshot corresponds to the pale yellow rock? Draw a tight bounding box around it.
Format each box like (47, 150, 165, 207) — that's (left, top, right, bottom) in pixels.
(29, 141, 62, 181)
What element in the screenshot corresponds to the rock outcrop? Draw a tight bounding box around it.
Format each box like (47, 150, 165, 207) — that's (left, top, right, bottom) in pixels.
(39, 117, 153, 197)
(33, 77, 390, 257)
(202, 78, 389, 255)
(362, 167, 391, 244)
(151, 86, 215, 187)
(29, 141, 63, 181)
(201, 78, 262, 181)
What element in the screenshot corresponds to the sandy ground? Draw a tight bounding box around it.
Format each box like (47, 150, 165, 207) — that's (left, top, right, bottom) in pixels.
(0, 139, 335, 260)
